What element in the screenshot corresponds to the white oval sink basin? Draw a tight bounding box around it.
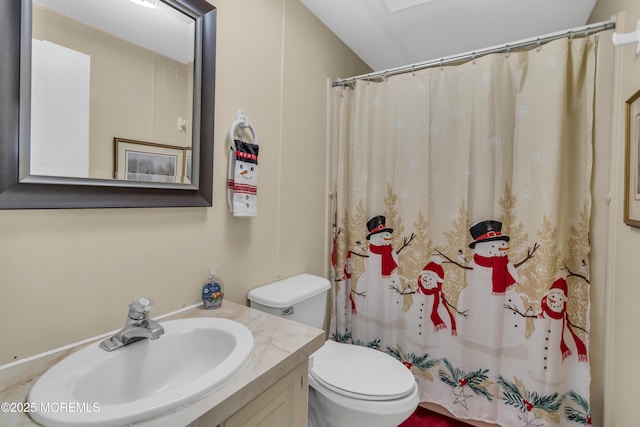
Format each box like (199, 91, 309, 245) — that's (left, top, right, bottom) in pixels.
(28, 317, 254, 427)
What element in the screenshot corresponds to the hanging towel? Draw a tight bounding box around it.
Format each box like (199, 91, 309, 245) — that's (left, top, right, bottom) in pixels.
(227, 139, 259, 217)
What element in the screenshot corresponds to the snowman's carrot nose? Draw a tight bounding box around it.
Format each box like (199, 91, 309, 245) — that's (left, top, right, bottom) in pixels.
(383, 236, 393, 241)
(498, 246, 509, 251)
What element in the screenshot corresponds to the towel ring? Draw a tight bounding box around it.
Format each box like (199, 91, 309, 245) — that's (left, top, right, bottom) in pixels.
(229, 109, 258, 150)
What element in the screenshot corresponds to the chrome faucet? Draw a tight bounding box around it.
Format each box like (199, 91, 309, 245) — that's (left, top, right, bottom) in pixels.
(99, 297, 165, 352)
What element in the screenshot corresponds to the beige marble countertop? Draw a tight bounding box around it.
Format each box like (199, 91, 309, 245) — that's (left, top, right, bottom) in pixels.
(0, 300, 325, 427)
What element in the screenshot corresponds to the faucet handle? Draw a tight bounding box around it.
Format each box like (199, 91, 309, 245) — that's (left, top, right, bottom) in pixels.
(129, 297, 154, 320)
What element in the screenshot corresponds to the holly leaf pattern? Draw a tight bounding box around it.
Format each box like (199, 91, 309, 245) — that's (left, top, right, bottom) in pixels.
(386, 344, 437, 381)
(564, 390, 591, 425)
(352, 338, 381, 350)
(498, 375, 562, 422)
(331, 330, 352, 343)
(438, 358, 494, 401)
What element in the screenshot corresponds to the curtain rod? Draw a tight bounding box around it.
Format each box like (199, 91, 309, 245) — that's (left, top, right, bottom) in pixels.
(333, 19, 616, 87)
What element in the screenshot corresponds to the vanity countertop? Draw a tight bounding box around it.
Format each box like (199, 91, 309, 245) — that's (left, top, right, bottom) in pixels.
(0, 300, 326, 427)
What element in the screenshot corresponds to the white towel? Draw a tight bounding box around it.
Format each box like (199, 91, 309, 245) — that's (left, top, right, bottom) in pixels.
(227, 139, 259, 217)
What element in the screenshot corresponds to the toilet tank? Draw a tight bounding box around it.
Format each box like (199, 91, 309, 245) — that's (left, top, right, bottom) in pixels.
(247, 274, 331, 329)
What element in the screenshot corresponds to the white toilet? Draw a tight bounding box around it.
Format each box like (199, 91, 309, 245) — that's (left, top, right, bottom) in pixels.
(248, 274, 419, 427)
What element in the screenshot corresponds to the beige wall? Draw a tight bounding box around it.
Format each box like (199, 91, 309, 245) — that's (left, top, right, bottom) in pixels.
(0, 0, 369, 365)
(590, 1, 640, 426)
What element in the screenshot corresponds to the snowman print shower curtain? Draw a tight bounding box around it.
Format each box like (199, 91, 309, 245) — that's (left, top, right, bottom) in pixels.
(330, 36, 597, 427)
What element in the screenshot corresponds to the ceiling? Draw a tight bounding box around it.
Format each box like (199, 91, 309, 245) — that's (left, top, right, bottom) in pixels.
(34, 0, 195, 64)
(299, 0, 599, 72)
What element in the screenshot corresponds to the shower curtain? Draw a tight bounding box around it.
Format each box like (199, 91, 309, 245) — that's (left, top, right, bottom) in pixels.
(330, 36, 596, 427)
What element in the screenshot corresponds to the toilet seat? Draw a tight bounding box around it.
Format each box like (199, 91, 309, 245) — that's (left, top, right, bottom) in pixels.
(309, 341, 416, 401)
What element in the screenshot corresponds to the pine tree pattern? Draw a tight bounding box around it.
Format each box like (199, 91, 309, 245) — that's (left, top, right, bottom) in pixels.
(563, 203, 591, 349)
(437, 201, 472, 307)
(401, 211, 432, 312)
(383, 184, 417, 292)
(348, 199, 369, 279)
(497, 182, 536, 335)
(333, 207, 348, 284)
(566, 203, 591, 285)
(498, 182, 530, 258)
(517, 215, 564, 339)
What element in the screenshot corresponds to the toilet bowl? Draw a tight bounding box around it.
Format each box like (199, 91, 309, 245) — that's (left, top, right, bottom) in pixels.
(248, 274, 419, 427)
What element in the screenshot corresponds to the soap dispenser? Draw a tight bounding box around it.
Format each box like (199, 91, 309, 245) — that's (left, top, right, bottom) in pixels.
(202, 263, 225, 309)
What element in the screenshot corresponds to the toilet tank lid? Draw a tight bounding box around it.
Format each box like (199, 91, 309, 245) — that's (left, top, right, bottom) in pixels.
(248, 274, 331, 308)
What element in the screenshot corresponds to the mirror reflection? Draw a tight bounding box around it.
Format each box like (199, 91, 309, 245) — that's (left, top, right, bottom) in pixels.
(29, 0, 195, 184)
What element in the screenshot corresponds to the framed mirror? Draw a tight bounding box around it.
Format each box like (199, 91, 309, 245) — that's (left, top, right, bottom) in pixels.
(0, 0, 215, 208)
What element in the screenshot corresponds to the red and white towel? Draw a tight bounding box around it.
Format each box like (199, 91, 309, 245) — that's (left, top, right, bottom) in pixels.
(227, 139, 259, 217)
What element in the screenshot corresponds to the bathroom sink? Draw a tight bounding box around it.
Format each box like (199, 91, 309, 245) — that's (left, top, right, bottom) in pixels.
(28, 317, 255, 427)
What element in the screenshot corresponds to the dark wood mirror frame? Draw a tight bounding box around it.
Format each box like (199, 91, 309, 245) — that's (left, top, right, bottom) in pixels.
(0, 0, 215, 209)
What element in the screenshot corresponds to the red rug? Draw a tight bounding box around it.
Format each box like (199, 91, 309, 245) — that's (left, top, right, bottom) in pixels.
(399, 406, 474, 427)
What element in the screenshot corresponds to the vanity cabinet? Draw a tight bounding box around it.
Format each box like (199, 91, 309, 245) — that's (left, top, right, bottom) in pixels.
(189, 360, 309, 427)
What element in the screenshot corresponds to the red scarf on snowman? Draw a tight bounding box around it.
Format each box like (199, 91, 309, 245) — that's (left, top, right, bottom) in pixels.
(539, 296, 588, 362)
(369, 244, 398, 276)
(473, 254, 517, 295)
(417, 278, 457, 335)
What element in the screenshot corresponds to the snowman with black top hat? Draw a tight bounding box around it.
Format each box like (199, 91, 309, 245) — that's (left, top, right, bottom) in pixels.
(456, 220, 527, 350)
(352, 215, 407, 344)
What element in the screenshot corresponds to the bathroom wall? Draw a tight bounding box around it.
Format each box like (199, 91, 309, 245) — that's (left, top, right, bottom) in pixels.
(0, 0, 369, 365)
(589, 1, 640, 425)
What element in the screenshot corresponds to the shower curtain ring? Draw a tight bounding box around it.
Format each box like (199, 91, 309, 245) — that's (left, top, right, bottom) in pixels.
(505, 45, 510, 58)
(440, 59, 444, 71)
(536, 38, 542, 52)
(472, 52, 476, 64)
